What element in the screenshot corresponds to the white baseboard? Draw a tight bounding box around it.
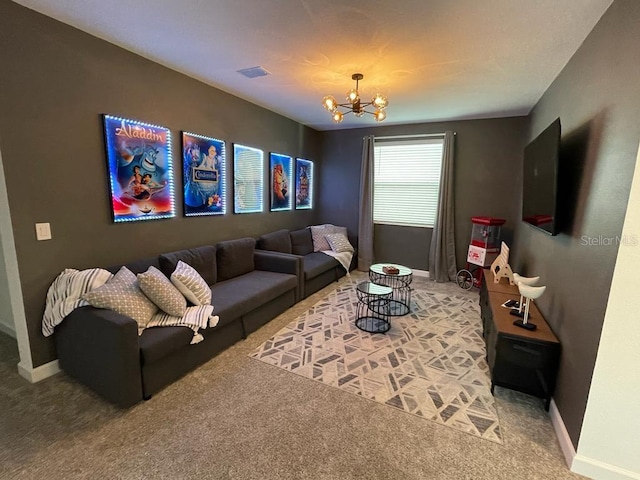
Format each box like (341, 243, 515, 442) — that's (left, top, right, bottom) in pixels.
(549, 398, 576, 468)
(572, 454, 640, 480)
(0, 320, 16, 338)
(18, 359, 60, 383)
(413, 269, 429, 278)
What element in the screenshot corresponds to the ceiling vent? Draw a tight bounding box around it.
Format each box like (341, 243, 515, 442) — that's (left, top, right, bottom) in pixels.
(237, 66, 271, 79)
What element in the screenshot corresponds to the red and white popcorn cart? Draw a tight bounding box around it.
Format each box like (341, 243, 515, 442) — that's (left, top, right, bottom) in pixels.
(457, 216, 506, 289)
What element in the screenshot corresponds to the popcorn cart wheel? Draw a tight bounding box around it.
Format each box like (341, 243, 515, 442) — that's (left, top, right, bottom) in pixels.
(456, 216, 506, 290)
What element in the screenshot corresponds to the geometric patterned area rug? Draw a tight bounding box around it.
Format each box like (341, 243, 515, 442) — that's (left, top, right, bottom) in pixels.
(250, 277, 503, 444)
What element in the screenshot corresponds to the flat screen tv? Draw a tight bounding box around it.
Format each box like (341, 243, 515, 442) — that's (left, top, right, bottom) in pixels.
(522, 118, 561, 235)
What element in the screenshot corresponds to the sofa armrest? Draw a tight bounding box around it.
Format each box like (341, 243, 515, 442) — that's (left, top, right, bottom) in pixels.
(254, 250, 303, 301)
(55, 306, 143, 407)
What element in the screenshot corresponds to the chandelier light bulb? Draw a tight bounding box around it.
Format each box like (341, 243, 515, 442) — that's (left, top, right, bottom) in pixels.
(346, 88, 359, 104)
(322, 95, 337, 112)
(374, 109, 387, 122)
(321, 73, 388, 123)
(372, 93, 388, 109)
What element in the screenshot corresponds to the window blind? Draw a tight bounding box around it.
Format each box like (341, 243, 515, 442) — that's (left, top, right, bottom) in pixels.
(373, 138, 444, 227)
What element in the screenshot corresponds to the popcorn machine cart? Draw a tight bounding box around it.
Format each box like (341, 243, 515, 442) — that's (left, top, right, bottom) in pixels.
(456, 216, 506, 290)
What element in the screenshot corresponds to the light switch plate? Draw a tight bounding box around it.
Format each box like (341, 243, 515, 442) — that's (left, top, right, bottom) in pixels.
(35, 222, 52, 241)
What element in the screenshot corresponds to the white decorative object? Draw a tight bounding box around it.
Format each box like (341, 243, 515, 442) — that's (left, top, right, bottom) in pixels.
(490, 242, 514, 285)
(514, 283, 547, 331)
(512, 273, 540, 314)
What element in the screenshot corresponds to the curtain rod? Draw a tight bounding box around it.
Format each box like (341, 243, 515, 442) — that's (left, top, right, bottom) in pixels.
(373, 132, 455, 140)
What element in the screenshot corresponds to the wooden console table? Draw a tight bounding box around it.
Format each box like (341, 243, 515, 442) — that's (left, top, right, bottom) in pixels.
(480, 270, 560, 410)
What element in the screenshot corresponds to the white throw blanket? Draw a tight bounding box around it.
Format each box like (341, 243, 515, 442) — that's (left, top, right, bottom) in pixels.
(321, 250, 353, 275)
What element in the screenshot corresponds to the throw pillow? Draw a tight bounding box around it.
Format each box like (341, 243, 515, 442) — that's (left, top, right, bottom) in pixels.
(83, 266, 158, 328)
(310, 224, 333, 252)
(325, 233, 354, 253)
(137, 266, 187, 317)
(170, 261, 212, 306)
(42, 268, 114, 337)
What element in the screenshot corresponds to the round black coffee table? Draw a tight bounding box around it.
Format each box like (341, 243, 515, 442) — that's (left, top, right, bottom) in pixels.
(355, 281, 393, 333)
(369, 263, 413, 316)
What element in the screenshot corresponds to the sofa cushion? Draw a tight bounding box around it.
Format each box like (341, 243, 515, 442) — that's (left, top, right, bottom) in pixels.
(290, 228, 313, 256)
(159, 245, 217, 285)
(302, 252, 340, 280)
(217, 237, 256, 281)
(139, 325, 195, 365)
(211, 270, 297, 325)
(83, 266, 157, 328)
(171, 261, 212, 306)
(138, 266, 187, 316)
(257, 229, 292, 254)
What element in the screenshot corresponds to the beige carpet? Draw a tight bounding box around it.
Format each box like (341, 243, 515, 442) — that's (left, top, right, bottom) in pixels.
(251, 275, 503, 443)
(0, 272, 585, 479)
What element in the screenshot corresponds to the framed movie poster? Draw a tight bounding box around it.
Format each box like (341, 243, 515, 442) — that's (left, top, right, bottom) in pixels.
(233, 144, 264, 214)
(295, 158, 313, 210)
(103, 115, 175, 222)
(269, 153, 292, 212)
(182, 132, 226, 216)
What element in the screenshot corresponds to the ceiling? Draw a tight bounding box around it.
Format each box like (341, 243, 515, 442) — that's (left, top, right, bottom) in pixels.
(13, 0, 613, 131)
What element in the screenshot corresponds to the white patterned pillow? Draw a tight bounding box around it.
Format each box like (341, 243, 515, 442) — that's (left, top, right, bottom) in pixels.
(42, 268, 113, 337)
(137, 266, 187, 317)
(170, 261, 212, 306)
(325, 233, 354, 253)
(83, 266, 158, 328)
(310, 224, 333, 252)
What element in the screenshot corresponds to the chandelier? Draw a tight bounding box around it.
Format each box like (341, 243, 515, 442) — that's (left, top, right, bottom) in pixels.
(322, 73, 388, 123)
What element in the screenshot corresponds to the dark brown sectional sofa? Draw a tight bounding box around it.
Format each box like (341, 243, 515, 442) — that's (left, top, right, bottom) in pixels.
(55, 237, 298, 407)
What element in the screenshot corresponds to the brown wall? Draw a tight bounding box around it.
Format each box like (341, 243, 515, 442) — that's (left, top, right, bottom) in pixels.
(319, 117, 529, 270)
(0, 1, 321, 367)
(511, 0, 640, 448)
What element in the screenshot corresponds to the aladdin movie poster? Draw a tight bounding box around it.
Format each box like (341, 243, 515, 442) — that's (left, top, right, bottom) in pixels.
(270, 153, 292, 212)
(103, 115, 175, 222)
(182, 132, 226, 216)
(295, 158, 313, 209)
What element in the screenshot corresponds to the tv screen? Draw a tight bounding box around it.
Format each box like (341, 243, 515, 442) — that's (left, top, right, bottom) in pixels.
(522, 118, 561, 235)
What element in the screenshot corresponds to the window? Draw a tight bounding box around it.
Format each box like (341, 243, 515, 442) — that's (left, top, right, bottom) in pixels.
(373, 138, 444, 227)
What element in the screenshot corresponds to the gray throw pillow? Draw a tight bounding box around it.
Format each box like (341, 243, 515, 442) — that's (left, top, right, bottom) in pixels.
(138, 266, 187, 316)
(83, 266, 158, 328)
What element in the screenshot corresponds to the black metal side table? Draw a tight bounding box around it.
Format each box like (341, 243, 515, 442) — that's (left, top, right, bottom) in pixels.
(355, 282, 393, 333)
(369, 263, 413, 316)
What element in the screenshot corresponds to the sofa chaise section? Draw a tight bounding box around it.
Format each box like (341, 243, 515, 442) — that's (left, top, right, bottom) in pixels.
(54, 238, 299, 407)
